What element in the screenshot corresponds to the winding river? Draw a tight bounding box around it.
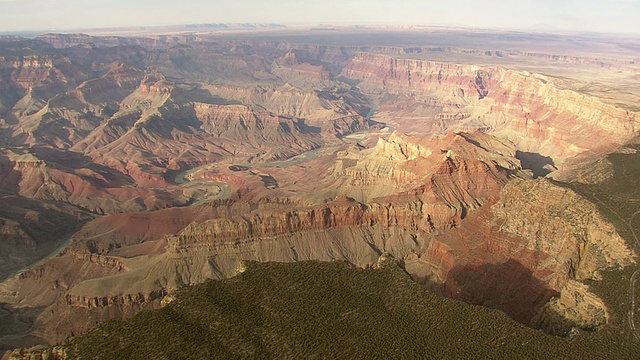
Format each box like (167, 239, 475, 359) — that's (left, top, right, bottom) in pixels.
(5, 236, 72, 280)
(4, 118, 392, 280)
(173, 122, 395, 202)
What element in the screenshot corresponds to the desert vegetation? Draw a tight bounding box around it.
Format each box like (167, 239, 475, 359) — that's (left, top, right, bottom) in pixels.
(63, 260, 640, 359)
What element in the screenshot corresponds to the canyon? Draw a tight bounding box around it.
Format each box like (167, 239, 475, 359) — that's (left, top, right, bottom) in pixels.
(0, 27, 639, 357)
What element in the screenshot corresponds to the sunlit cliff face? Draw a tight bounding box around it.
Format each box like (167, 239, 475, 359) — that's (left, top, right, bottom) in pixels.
(0, 32, 639, 350)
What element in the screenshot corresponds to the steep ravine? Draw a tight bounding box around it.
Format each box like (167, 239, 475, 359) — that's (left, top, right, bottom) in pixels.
(2, 132, 634, 348)
(22, 177, 634, 344)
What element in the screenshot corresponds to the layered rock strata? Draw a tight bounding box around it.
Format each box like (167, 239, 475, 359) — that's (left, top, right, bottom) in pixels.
(341, 53, 639, 168)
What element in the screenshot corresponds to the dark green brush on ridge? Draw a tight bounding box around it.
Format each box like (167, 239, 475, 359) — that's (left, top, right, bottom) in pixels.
(65, 259, 640, 360)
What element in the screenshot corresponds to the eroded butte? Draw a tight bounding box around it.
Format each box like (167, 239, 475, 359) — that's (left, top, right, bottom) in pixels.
(0, 28, 639, 353)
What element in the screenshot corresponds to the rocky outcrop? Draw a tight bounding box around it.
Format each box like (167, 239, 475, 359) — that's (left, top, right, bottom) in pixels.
(202, 83, 370, 125)
(335, 131, 521, 208)
(63, 251, 128, 271)
(172, 196, 370, 249)
(2, 54, 81, 91)
(35, 131, 520, 316)
(341, 53, 639, 167)
(193, 102, 323, 161)
(160, 176, 634, 336)
(533, 280, 609, 335)
(17, 250, 126, 282)
(8, 345, 68, 360)
(487, 68, 637, 161)
(274, 49, 331, 83)
(137, 72, 172, 97)
(174, 131, 522, 250)
(412, 178, 635, 333)
(169, 196, 439, 253)
(491, 179, 633, 281)
(342, 53, 488, 101)
(64, 289, 166, 308)
(194, 103, 305, 141)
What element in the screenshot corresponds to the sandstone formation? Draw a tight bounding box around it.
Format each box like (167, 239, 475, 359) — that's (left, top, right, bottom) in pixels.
(341, 52, 638, 170)
(2, 128, 634, 345)
(1, 31, 639, 353)
(0, 195, 92, 281)
(7, 345, 67, 360)
(410, 178, 634, 333)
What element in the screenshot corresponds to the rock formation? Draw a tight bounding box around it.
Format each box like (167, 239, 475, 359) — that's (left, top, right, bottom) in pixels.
(341, 52, 638, 169)
(2, 128, 634, 344)
(1, 31, 639, 352)
(411, 178, 634, 333)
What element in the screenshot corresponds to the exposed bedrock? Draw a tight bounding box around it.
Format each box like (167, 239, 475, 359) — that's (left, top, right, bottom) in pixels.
(341, 52, 638, 170)
(0, 132, 634, 344)
(409, 178, 634, 334)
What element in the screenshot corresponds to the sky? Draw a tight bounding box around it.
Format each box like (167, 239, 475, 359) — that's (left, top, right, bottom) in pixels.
(0, 0, 639, 34)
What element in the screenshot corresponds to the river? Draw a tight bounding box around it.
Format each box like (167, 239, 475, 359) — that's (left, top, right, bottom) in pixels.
(172, 119, 395, 202)
(5, 236, 72, 280)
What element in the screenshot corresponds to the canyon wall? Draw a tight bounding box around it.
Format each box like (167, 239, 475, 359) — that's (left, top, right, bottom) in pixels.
(409, 178, 634, 333)
(341, 52, 639, 168)
(2, 34, 638, 350)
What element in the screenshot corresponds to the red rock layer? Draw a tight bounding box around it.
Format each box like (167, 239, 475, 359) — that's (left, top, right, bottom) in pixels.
(341, 52, 638, 165)
(412, 179, 634, 330)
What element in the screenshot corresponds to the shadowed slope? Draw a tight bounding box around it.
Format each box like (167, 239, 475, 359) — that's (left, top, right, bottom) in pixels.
(57, 260, 640, 360)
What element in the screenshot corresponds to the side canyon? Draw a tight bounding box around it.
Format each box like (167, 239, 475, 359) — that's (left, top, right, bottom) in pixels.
(0, 28, 639, 356)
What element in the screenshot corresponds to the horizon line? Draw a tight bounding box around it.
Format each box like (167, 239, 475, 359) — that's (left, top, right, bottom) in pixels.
(1, 22, 639, 38)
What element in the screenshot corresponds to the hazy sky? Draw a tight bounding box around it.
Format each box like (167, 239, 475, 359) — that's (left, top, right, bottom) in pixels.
(0, 0, 639, 34)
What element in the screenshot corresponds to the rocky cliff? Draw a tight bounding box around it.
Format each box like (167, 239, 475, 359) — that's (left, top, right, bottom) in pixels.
(6, 345, 68, 360)
(193, 102, 323, 162)
(202, 82, 370, 128)
(1, 130, 634, 344)
(2, 32, 639, 351)
(410, 178, 635, 333)
(64, 289, 166, 309)
(148, 175, 633, 335)
(341, 53, 639, 168)
(333, 131, 520, 207)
